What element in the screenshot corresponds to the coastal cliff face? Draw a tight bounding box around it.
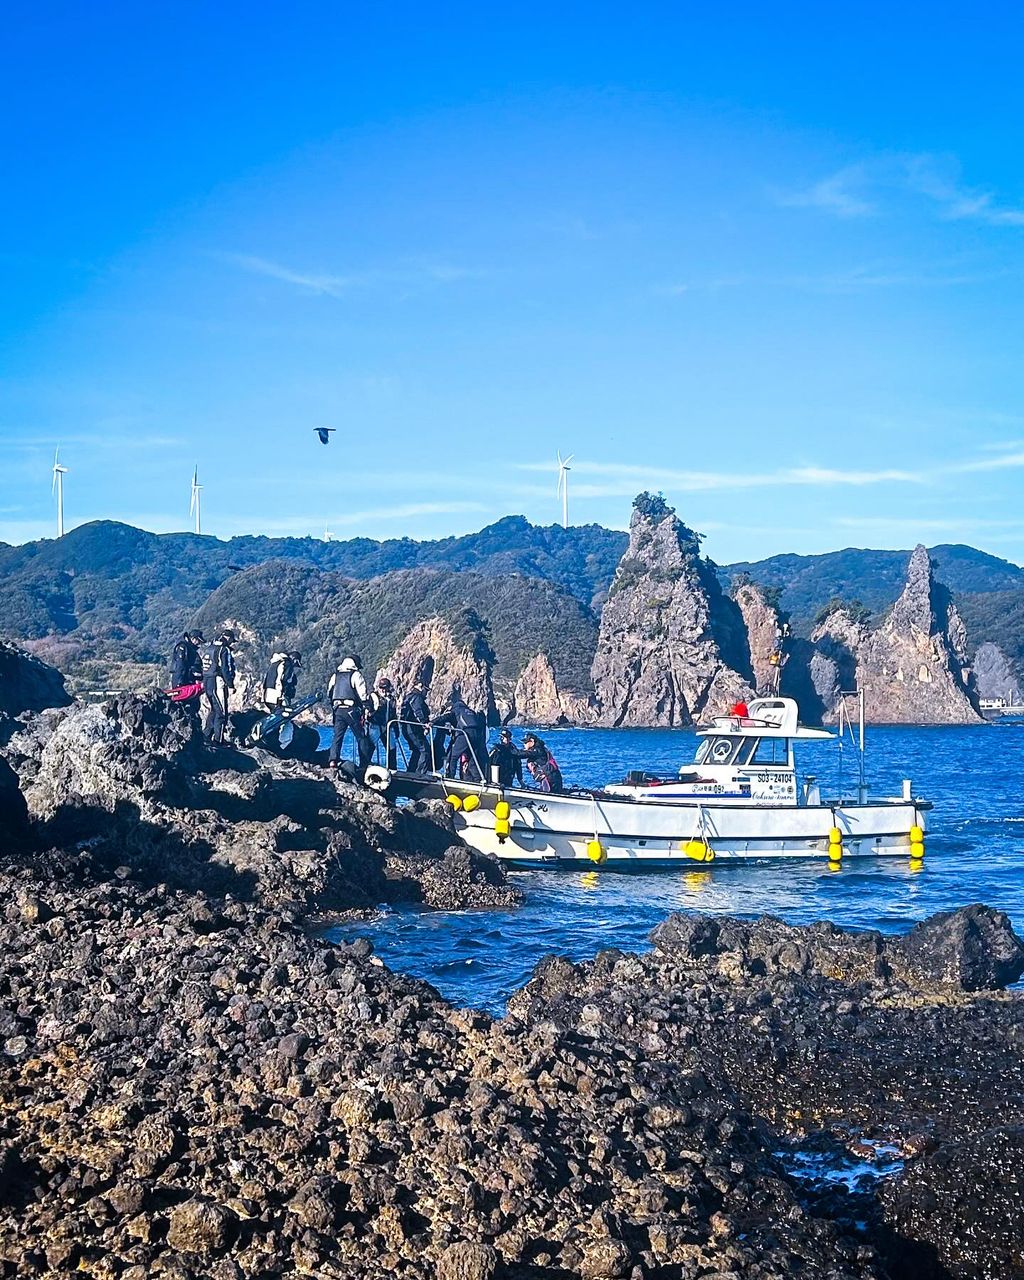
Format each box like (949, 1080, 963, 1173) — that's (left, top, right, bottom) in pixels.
(733, 582, 784, 696)
(811, 545, 983, 724)
(591, 495, 753, 726)
(380, 614, 498, 722)
(510, 652, 598, 725)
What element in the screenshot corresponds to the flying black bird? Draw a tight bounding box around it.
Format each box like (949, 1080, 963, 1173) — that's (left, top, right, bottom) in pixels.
(313, 427, 336, 446)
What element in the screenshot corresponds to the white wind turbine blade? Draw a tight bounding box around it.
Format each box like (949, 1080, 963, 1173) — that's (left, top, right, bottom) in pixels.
(52, 448, 59, 494)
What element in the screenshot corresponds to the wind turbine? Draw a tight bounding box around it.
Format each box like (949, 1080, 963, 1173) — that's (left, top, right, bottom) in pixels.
(556, 451, 574, 529)
(51, 448, 68, 538)
(189, 466, 203, 535)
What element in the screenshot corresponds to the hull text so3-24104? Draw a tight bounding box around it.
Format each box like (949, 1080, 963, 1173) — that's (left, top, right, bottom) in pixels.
(375, 697, 929, 870)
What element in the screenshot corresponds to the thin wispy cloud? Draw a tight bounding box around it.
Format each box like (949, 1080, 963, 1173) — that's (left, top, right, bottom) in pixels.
(776, 152, 1024, 228)
(223, 253, 486, 298)
(660, 262, 1004, 296)
(255, 502, 488, 535)
(773, 164, 876, 218)
(515, 459, 920, 497)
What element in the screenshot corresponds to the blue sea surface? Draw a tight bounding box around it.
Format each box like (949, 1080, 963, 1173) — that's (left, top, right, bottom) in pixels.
(328, 722, 1024, 1014)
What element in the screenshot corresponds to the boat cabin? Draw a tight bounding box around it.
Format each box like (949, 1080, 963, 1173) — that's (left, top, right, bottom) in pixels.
(607, 697, 834, 807)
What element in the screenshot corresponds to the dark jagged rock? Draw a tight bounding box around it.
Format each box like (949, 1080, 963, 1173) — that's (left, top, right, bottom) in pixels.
(0, 864, 889, 1279)
(0, 640, 72, 720)
(4, 688, 520, 917)
(509, 906, 1024, 1280)
(897, 903, 1024, 991)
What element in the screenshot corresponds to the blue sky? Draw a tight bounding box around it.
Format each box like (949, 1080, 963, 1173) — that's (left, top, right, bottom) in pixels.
(3, 2, 1024, 563)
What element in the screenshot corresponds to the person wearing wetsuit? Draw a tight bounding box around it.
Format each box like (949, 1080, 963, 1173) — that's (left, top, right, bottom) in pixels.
(200, 630, 236, 744)
(368, 676, 398, 769)
(328, 655, 373, 773)
(488, 728, 524, 787)
(400, 681, 431, 773)
(170, 631, 202, 688)
(445, 697, 487, 782)
(518, 732, 564, 793)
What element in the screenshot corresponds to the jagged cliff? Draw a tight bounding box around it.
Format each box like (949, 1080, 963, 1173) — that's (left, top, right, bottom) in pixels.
(811, 545, 983, 724)
(733, 582, 785, 696)
(510, 653, 598, 725)
(380, 614, 498, 722)
(591, 494, 753, 726)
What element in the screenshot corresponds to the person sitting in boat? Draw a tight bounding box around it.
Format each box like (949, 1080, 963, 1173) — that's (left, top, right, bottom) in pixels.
(488, 727, 524, 787)
(262, 650, 301, 713)
(518, 732, 563, 793)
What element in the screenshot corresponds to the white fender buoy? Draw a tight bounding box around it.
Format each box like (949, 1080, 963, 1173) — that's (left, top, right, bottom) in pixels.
(363, 765, 392, 793)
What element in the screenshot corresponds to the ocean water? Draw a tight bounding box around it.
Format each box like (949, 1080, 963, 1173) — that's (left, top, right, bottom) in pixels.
(329, 722, 1024, 1014)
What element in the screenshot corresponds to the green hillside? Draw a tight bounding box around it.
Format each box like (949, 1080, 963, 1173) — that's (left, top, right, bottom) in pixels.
(192, 562, 599, 699)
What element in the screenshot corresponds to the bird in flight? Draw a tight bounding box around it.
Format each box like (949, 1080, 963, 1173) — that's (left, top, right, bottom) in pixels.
(314, 427, 336, 445)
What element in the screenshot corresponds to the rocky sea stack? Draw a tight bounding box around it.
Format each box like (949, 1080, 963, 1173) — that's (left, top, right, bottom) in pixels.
(591, 493, 753, 726)
(811, 545, 983, 724)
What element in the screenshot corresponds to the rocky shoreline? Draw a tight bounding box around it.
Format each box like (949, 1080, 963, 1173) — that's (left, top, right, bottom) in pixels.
(2, 644, 1023, 1278)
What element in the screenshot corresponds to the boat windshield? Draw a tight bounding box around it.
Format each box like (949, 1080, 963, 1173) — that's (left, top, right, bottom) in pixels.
(692, 736, 791, 767)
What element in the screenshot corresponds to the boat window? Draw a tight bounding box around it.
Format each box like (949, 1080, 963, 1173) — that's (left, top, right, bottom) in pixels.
(693, 736, 740, 766)
(750, 737, 789, 765)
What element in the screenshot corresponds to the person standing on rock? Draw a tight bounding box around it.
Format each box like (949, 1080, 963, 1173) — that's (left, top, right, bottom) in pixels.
(488, 728, 524, 787)
(368, 676, 399, 769)
(262, 650, 301, 712)
(170, 630, 203, 689)
(200, 630, 236, 745)
(518, 732, 564, 793)
(399, 678, 431, 773)
(328, 655, 373, 774)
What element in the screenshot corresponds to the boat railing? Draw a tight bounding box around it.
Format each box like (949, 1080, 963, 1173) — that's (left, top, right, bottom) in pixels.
(382, 716, 491, 785)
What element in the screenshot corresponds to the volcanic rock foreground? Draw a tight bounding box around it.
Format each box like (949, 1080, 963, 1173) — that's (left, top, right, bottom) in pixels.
(1, 652, 1023, 1278)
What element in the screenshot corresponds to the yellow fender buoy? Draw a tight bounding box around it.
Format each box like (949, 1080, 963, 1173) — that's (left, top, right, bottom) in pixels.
(909, 840, 925, 860)
(446, 794, 463, 812)
(683, 839, 713, 863)
(909, 825, 924, 843)
(495, 817, 511, 841)
(495, 800, 511, 820)
(462, 794, 480, 813)
(586, 839, 607, 864)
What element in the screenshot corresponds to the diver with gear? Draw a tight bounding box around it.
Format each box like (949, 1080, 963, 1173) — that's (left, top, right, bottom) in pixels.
(200, 630, 236, 745)
(443, 694, 487, 782)
(399, 678, 431, 773)
(517, 732, 564, 793)
(328, 655, 373, 774)
(170, 630, 203, 689)
(368, 675, 399, 769)
(488, 728, 524, 787)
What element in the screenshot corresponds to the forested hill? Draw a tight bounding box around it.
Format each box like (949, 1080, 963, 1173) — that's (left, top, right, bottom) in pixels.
(721, 544, 1024, 632)
(1, 515, 1023, 693)
(0, 517, 625, 652)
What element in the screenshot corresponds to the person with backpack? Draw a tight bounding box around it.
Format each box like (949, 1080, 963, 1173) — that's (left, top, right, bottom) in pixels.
(263, 651, 301, 712)
(200, 630, 236, 745)
(170, 630, 203, 689)
(444, 695, 487, 782)
(399, 678, 431, 774)
(327, 655, 372, 773)
(368, 676, 398, 769)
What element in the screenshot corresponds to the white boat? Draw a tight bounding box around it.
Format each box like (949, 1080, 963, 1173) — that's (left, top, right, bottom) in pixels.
(382, 696, 929, 870)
